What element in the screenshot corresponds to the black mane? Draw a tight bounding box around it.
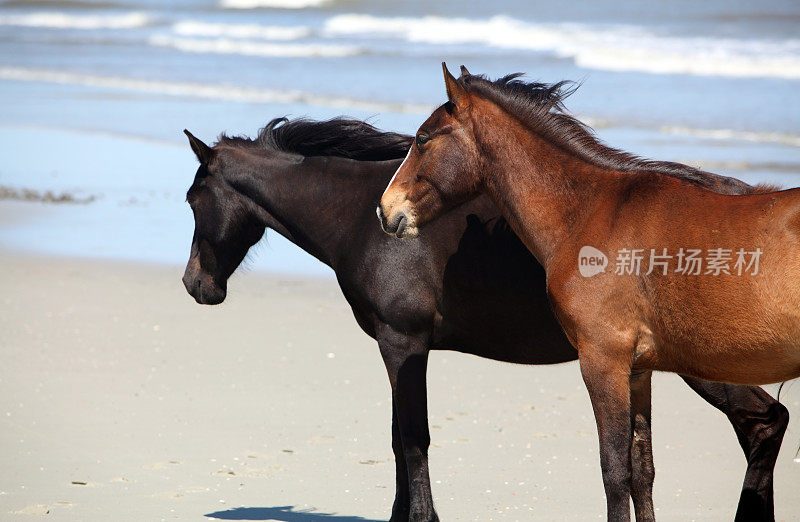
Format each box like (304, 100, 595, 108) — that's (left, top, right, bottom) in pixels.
(217, 117, 412, 162)
(460, 73, 768, 194)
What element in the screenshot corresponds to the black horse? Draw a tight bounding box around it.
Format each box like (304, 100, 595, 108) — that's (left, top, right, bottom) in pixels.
(181, 117, 787, 521)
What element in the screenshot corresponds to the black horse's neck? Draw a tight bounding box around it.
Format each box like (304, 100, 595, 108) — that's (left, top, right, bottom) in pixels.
(235, 150, 398, 268)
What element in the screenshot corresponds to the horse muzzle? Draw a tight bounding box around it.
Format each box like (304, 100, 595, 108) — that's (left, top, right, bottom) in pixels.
(182, 260, 227, 305)
(377, 203, 418, 239)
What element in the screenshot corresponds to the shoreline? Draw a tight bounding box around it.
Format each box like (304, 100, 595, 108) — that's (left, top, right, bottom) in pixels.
(0, 118, 798, 280)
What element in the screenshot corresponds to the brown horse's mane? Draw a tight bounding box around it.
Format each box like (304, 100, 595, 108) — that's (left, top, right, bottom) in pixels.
(460, 73, 778, 195)
(216, 117, 413, 162)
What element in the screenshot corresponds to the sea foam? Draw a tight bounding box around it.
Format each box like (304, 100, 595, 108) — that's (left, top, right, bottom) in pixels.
(219, 0, 331, 9)
(660, 126, 800, 147)
(0, 11, 151, 30)
(172, 21, 311, 40)
(0, 66, 431, 114)
(149, 35, 359, 58)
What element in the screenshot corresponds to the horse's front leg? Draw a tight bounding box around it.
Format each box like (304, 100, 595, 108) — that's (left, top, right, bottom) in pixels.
(378, 326, 438, 522)
(680, 377, 788, 522)
(629, 371, 655, 521)
(580, 347, 634, 522)
(390, 400, 411, 521)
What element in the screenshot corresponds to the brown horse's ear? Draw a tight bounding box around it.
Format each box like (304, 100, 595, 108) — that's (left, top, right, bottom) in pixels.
(442, 62, 467, 106)
(184, 129, 213, 164)
(459, 65, 471, 77)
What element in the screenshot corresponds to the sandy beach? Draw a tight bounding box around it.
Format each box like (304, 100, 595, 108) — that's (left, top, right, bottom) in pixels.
(1, 251, 799, 521)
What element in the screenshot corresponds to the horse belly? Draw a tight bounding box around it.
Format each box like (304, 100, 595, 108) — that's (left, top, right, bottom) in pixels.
(641, 301, 800, 385)
(641, 339, 799, 384)
(623, 194, 800, 384)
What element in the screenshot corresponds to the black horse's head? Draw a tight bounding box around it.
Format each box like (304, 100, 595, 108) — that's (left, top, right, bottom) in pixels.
(182, 130, 266, 305)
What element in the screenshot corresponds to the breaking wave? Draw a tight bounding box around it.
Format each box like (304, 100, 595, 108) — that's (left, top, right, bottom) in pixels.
(324, 14, 800, 80)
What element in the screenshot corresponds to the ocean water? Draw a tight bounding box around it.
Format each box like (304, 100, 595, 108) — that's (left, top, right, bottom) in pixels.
(0, 0, 798, 275)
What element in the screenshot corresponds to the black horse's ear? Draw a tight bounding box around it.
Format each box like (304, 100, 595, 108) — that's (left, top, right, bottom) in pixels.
(459, 65, 471, 77)
(442, 62, 467, 107)
(184, 129, 213, 165)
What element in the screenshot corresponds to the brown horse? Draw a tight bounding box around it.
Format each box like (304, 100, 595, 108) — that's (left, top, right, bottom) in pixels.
(378, 64, 800, 521)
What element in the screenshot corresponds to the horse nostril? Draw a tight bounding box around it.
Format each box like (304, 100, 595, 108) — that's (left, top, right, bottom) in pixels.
(396, 214, 408, 238)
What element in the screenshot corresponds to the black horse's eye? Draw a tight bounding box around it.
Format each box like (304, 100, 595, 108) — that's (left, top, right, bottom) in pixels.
(416, 133, 430, 147)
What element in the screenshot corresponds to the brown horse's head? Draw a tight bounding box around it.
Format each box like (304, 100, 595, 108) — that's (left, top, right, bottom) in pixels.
(378, 63, 483, 239)
(182, 130, 265, 305)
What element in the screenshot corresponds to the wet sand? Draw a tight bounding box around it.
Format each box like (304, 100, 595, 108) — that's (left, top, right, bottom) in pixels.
(1, 252, 799, 520)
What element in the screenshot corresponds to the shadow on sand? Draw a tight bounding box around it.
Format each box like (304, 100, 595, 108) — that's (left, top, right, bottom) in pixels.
(205, 506, 384, 521)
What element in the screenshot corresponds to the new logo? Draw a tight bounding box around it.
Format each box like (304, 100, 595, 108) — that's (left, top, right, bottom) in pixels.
(578, 246, 608, 278)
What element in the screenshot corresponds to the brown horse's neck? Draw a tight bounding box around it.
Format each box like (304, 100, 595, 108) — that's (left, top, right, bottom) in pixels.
(471, 98, 622, 268)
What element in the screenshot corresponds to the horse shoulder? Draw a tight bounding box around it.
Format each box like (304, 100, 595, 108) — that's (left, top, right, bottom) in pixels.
(339, 240, 439, 337)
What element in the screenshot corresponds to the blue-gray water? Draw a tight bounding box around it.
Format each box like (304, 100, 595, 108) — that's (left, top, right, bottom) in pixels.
(1, 0, 799, 275)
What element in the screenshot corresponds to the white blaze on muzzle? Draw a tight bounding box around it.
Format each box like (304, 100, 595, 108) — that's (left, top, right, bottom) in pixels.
(382, 147, 413, 198)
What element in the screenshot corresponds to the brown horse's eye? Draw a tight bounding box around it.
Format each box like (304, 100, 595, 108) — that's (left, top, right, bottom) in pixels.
(416, 133, 430, 148)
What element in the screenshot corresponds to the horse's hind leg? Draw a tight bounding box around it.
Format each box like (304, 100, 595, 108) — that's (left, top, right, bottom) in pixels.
(681, 377, 788, 522)
(378, 325, 438, 522)
(630, 371, 655, 521)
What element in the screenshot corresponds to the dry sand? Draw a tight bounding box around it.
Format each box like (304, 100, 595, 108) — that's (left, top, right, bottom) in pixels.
(1, 252, 798, 521)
